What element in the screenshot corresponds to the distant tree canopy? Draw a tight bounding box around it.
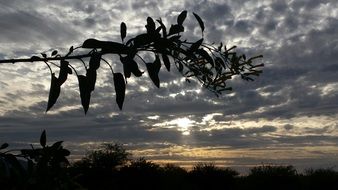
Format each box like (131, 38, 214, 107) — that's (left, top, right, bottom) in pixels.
(0, 10, 264, 114)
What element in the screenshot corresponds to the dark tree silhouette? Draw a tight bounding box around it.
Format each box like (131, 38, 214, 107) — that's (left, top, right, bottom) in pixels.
(0, 131, 78, 189)
(2, 138, 338, 190)
(0, 10, 263, 114)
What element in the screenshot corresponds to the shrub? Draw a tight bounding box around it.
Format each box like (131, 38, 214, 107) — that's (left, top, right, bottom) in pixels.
(188, 163, 239, 190)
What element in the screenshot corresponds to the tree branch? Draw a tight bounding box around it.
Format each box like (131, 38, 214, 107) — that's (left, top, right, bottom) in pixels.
(0, 54, 92, 64)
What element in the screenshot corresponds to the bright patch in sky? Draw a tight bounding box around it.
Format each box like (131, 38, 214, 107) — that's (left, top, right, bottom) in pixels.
(154, 117, 195, 135)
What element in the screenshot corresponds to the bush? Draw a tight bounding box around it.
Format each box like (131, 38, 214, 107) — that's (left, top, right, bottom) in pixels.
(69, 143, 130, 190)
(0, 131, 80, 190)
(161, 164, 188, 190)
(2, 131, 338, 190)
(302, 168, 338, 190)
(246, 164, 299, 190)
(117, 158, 162, 190)
(188, 163, 239, 190)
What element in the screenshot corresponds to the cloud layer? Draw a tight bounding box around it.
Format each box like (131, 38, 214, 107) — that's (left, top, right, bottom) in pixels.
(0, 0, 338, 170)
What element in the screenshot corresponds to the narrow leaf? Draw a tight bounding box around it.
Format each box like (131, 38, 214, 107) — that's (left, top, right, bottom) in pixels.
(218, 42, 223, 51)
(86, 69, 97, 92)
(58, 60, 70, 85)
(177, 61, 184, 72)
(51, 141, 63, 149)
(86, 52, 101, 92)
(146, 17, 156, 34)
(40, 130, 46, 147)
(69, 46, 74, 54)
(146, 55, 161, 88)
(120, 56, 143, 77)
(215, 57, 226, 68)
(51, 50, 58, 56)
(168, 35, 181, 42)
(162, 54, 170, 71)
(132, 34, 152, 47)
(77, 75, 91, 114)
(168, 24, 184, 36)
(153, 54, 161, 73)
(30, 56, 42, 61)
(193, 12, 205, 34)
(189, 38, 204, 53)
(156, 19, 167, 37)
(123, 63, 131, 78)
(177, 10, 187, 25)
(120, 22, 127, 42)
(197, 49, 214, 67)
(82, 39, 129, 54)
(250, 63, 265, 69)
(219, 87, 232, 92)
(61, 149, 71, 156)
(89, 52, 101, 70)
(113, 73, 126, 110)
(46, 73, 61, 112)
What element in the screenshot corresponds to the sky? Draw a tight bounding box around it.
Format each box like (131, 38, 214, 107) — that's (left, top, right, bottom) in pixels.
(0, 0, 338, 172)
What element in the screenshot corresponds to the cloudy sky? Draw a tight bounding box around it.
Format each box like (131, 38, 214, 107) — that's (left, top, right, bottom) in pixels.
(0, 0, 338, 172)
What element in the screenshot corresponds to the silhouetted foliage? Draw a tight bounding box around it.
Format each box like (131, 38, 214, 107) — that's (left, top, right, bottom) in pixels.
(246, 164, 300, 190)
(76, 143, 130, 171)
(301, 168, 338, 190)
(69, 143, 130, 189)
(0, 131, 79, 190)
(188, 163, 239, 190)
(0, 10, 264, 114)
(2, 133, 337, 190)
(161, 164, 188, 190)
(118, 158, 163, 190)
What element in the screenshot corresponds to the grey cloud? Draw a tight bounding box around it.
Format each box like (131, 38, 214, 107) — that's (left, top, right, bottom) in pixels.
(182, 1, 233, 42)
(1, 0, 338, 171)
(304, 125, 336, 134)
(270, 1, 288, 13)
(290, 0, 331, 11)
(233, 20, 253, 35)
(0, 9, 81, 47)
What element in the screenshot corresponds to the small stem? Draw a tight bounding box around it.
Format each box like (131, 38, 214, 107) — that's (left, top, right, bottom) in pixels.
(67, 63, 79, 76)
(48, 61, 60, 68)
(0, 53, 93, 64)
(101, 58, 114, 74)
(78, 58, 87, 69)
(135, 54, 147, 65)
(44, 61, 53, 75)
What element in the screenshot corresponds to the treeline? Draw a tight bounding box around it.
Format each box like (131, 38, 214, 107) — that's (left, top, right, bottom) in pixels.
(1, 131, 337, 190)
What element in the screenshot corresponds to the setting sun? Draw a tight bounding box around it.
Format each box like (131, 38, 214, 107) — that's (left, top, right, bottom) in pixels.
(171, 117, 194, 135)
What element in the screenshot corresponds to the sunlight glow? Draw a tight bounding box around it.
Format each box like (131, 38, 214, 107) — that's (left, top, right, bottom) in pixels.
(153, 117, 195, 135)
(147, 115, 160, 120)
(171, 117, 194, 135)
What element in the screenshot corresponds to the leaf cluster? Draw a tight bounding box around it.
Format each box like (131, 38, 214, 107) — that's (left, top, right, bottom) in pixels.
(26, 10, 264, 114)
(0, 131, 74, 189)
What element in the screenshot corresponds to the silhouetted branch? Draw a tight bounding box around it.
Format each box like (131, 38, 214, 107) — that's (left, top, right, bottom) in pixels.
(0, 54, 91, 64)
(0, 10, 264, 114)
